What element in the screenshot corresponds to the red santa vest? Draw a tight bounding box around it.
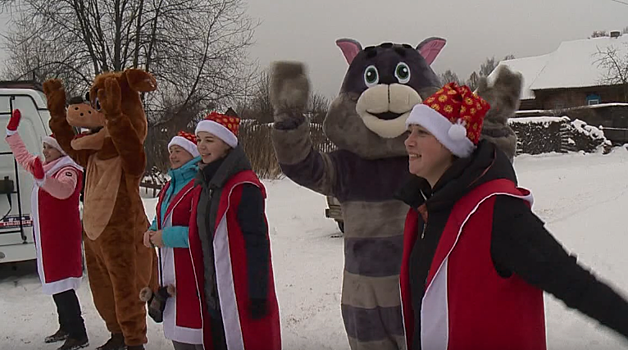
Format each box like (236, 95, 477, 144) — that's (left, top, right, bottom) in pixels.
(400, 179, 546, 350)
(189, 169, 281, 350)
(33, 156, 83, 295)
(156, 180, 203, 344)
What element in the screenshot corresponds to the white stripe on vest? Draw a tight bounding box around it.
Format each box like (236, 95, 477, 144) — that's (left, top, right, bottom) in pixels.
(160, 186, 203, 345)
(421, 190, 533, 349)
(213, 181, 259, 349)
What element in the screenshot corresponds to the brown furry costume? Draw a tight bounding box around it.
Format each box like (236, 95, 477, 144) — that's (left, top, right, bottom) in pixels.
(43, 69, 159, 348)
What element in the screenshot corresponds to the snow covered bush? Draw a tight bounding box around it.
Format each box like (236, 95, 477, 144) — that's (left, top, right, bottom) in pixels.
(569, 119, 611, 153)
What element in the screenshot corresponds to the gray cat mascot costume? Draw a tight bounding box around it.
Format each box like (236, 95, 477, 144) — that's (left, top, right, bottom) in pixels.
(269, 38, 521, 350)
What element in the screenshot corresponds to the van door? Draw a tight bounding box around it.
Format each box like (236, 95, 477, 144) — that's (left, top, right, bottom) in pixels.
(0, 92, 51, 263)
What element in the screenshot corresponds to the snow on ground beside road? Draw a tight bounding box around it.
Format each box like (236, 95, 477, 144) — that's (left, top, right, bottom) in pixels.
(3, 149, 628, 349)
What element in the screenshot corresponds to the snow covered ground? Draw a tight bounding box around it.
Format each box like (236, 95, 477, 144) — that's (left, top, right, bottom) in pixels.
(3, 149, 628, 349)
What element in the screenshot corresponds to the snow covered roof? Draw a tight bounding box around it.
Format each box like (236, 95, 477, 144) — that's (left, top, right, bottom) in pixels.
(489, 35, 628, 100)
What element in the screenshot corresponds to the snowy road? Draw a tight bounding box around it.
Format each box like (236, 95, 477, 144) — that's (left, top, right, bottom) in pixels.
(3, 149, 628, 349)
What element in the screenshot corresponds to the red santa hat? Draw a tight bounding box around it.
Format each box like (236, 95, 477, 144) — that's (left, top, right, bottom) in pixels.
(194, 112, 240, 148)
(168, 131, 200, 158)
(42, 134, 66, 156)
(405, 82, 490, 158)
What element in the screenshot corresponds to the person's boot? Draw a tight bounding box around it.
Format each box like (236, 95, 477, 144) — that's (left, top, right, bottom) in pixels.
(45, 329, 69, 343)
(96, 333, 125, 350)
(125, 346, 145, 350)
(57, 336, 89, 350)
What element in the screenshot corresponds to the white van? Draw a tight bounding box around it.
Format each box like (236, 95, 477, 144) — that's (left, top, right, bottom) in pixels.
(0, 81, 52, 264)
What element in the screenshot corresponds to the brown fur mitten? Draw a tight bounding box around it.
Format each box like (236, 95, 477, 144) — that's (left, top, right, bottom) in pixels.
(476, 65, 523, 162)
(269, 61, 310, 129)
(139, 287, 153, 302)
(98, 77, 123, 117)
(167, 284, 176, 297)
(124, 69, 157, 93)
(42, 79, 67, 118)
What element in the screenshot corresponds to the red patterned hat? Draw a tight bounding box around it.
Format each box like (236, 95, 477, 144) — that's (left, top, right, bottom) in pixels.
(194, 111, 240, 148)
(168, 131, 200, 158)
(405, 82, 490, 158)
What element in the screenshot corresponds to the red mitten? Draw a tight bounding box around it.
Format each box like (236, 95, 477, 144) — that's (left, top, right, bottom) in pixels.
(6, 109, 21, 134)
(31, 157, 45, 181)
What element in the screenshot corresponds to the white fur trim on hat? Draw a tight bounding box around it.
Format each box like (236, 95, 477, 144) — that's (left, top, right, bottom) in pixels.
(405, 104, 475, 158)
(195, 120, 238, 148)
(42, 136, 67, 156)
(168, 135, 200, 158)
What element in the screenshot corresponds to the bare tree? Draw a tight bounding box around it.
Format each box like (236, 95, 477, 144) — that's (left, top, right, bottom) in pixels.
(439, 69, 460, 85)
(594, 45, 628, 101)
(462, 55, 513, 90)
(467, 71, 480, 91)
(237, 69, 274, 123)
(308, 92, 329, 124)
(235, 69, 329, 124)
(479, 56, 498, 77)
(0, 0, 259, 173)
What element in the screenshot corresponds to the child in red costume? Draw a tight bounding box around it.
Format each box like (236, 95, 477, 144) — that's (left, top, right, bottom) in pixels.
(5, 109, 87, 350)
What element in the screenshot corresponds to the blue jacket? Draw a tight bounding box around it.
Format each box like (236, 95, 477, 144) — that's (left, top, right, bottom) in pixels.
(149, 157, 201, 248)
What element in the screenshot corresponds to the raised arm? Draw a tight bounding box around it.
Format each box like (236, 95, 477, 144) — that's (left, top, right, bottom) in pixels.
(97, 77, 146, 177)
(269, 62, 338, 196)
(5, 127, 37, 174)
(43, 79, 92, 167)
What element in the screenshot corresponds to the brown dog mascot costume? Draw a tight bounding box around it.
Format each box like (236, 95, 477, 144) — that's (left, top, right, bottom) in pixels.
(43, 69, 158, 350)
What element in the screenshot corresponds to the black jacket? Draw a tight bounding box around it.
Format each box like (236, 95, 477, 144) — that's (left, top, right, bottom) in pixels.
(195, 146, 270, 349)
(396, 140, 628, 349)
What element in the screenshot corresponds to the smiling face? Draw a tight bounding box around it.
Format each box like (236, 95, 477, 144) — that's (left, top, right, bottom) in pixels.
(404, 124, 454, 187)
(168, 145, 194, 169)
(42, 142, 63, 164)
(196, 131, 231, 164)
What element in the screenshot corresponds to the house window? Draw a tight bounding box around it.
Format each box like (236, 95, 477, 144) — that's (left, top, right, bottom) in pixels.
(586, 94, 601, 105)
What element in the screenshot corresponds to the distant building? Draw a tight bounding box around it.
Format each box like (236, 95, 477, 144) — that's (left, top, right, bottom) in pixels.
(489, 30, 628, 111)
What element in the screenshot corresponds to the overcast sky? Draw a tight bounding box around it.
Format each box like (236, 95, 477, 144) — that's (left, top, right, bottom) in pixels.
(1, 0, 627, 98)
(245, 0, 628, 98)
